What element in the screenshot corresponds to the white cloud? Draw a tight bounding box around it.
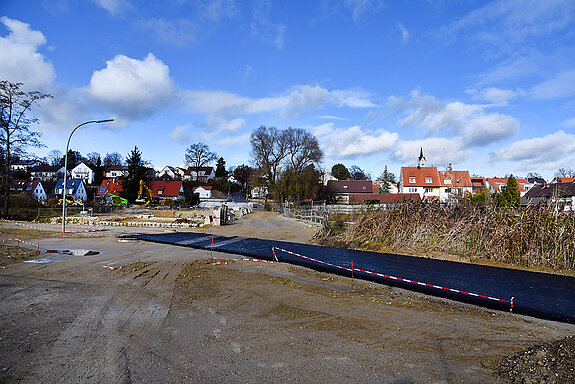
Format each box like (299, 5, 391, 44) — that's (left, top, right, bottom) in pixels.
(213, 133, 251, 148)
(315, 124, 398, 158)
(137, 18, 199, 47)
(344, 0, 385, 21)
(0, 17, 55, 90)
(439, 0, 575, 48)
(202, 0, 238, 21)
(392, 138, 471, 166)
(170, 124, 192, 142)
(206, 116, 245, 133)
(465, 87, 523, 106)
(85, 53, 175, 120)
(250, 0, 287, 50)
(489, 131, 575, 169)
(530, 70, 575, 100)
(396, 22, 409, 44)
(391, 90, 518, 147)
(93, 0, 130, 15)
(182, 84, 374, 117)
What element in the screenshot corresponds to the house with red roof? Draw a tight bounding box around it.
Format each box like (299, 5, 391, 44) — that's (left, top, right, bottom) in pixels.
(551, 177, 575, 184)
(400, 150, 473, 203)
(193, 186, 212, 199)
(97, 179, 123, 197)
(9, 180, 47, 201)
(438, 167, 473, 201)
(147, 181, 185, 200)
(486, 177, 532, 197)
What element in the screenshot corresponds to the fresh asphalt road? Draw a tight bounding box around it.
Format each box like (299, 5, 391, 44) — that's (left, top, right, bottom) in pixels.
(135, 232, 575, 324)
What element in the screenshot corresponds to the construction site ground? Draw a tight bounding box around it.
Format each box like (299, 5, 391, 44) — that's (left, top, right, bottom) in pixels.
(1, 210, 574, 383)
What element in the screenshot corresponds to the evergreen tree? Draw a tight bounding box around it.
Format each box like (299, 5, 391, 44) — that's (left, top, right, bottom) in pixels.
(94, 156, 104, 185)
(119, 146, 149, 203)
(498, 175, 520, 208)
(379, 165, 392, 193)
(331, 163, 351, 180)
(215, 157, 226, 178)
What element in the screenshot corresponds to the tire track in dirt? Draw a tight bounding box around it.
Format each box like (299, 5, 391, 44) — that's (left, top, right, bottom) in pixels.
(23, 257, 189, 383)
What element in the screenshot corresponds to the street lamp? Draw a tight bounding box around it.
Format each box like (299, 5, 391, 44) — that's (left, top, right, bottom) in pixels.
(62, 119, 114, 234)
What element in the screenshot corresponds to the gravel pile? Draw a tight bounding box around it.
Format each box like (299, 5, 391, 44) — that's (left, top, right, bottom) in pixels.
(497, 335, 575, 383)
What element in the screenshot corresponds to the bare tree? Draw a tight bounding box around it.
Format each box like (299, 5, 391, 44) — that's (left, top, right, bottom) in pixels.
(0, 80, 51, 216)
(47, 149, 63, 166)
(184, 142, 217, 169)
(103, 152, 124, 167)
(555, 168, 575, 178)
(85, 151, 101, 166)
(249, 126, 288, 186)
(283, 127, 323, 173)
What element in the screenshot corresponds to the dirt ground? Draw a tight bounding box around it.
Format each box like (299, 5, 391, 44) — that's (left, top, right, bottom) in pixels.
(1, 210, 574, 383)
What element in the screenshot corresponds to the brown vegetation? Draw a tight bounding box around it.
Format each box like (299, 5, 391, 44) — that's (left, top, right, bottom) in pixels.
(317, 203, 575, 271)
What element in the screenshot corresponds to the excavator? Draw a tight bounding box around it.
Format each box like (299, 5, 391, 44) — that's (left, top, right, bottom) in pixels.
(58, 198, 84, 206)
(136, 180, 159, 205)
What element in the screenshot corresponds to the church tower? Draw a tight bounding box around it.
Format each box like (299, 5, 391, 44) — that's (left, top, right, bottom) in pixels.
(417, 147, 426, 168)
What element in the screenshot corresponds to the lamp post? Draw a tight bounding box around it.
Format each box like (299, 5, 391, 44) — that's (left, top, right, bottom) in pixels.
(62, 119, 114, 234)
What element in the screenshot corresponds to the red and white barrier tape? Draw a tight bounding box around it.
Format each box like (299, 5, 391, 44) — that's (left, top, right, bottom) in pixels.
(3, 237, 40, 249)
(272, 246, 515, 311)
(102, 265, 121, 270)
(211, 256, 274, 264)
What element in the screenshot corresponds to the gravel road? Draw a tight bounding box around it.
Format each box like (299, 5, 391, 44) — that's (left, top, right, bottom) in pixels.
(1, 211, 573, 383)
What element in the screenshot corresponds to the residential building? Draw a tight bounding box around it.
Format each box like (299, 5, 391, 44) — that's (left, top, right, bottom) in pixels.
(54, 179, 88, 201)
(522, 182, 575, 211)
(10, 159, 41, 172)
(193, 186, 212, 199)
(9, 180, 47, 201)
(327, 180, 374, 204)
(97, 179, 123, 196)
(399, 166, 442, 202)
(486, 177, 531, 197)
(471, 177, 487, 191)
(551, 177, 575, 184)
(71, 162, 96, 184)
(438, 167, 473, 201)
(347, 193, 420, 205)
(104, 166, 128, 179)
(30, 164, 68, 181)
(157, 166, 185, 180)
(146, 181, 185, 200)
(184, 167, 215, 183)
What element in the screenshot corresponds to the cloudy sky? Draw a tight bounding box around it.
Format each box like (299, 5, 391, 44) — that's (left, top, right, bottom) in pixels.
(1, 0, 574, 180)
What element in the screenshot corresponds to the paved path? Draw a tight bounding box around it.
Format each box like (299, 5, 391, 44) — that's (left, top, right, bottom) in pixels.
(135, 231, 575, 324)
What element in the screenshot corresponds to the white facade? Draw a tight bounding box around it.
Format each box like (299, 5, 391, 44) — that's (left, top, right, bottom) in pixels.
(193, 186, 212, 199)
(71, 162, 95, 184)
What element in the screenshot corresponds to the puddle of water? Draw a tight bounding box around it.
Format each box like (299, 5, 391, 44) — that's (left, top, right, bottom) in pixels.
(45, 249, 101, 256)
(23, 258, 60, 264)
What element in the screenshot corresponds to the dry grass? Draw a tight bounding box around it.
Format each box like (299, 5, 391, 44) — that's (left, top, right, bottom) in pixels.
(317, 203, 575, 271)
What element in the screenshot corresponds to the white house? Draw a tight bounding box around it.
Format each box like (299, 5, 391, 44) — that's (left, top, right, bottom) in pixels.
(104, 166, 128, 179)
(193, 186, 213, 199)
(184, 167, 215, 183)
(157, 166, 186, 180)
(30, 165, 68, 181)
(54, 179, 88, 201)
(71, 162, 96, 185)
(9, 180, 47, 201)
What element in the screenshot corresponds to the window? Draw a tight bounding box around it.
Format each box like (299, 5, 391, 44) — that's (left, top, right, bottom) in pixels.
(425, 188, 433, 193)
(409, 177, 416, 183)
(362, 186, 366, 190)
(158, 189, 163, 195)
(343, 185, 348, 189)
(444, 179, 451, 184)
(425, 177, 433, 183)
(456, 179, 460, 184)
(408, 188, 417, 193)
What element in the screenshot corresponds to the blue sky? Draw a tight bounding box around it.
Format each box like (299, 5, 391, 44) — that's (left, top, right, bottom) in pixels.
(1, 0, 574, 181)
